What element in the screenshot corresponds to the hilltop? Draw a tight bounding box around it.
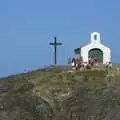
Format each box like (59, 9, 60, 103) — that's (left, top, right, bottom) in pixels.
(0, 65, 120, 120)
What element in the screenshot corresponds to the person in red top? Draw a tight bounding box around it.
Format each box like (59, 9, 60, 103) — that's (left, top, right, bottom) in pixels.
(75, 58, 79, 70)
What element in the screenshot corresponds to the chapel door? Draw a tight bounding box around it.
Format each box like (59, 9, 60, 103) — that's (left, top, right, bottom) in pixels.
(88, 48, 103, 63)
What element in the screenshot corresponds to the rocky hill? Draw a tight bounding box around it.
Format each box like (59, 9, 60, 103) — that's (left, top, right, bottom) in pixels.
(0, 65, 120, 120)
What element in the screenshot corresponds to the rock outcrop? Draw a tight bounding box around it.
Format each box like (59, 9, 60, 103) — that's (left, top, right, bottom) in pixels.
(0, 65, 120, 120)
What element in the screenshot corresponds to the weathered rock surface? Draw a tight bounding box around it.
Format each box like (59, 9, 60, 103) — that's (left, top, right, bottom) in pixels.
(0, 65, 120, 120)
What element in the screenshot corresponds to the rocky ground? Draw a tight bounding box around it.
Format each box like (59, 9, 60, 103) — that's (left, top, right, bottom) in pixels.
(0, 65, 120, 120)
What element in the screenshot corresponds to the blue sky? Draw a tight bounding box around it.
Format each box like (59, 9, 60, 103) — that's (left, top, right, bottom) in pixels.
(0, 0, 120, 76)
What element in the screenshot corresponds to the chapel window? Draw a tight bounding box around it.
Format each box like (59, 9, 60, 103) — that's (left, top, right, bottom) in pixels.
(94, 34, 97, 40)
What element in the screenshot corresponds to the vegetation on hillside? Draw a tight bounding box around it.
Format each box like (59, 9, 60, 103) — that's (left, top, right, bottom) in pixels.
(0, 65, 120, 120)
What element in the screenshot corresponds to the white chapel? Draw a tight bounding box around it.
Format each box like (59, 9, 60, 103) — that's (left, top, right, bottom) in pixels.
(74, 32, 111, 64)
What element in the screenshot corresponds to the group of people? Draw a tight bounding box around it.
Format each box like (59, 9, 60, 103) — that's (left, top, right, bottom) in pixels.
(71, 56, 112, 70)
(71, 56, 90, 70)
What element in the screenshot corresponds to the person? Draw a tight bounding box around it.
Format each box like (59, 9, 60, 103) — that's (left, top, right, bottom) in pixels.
(90, 58, 94, 66)
(88, 57, 91, 64)
(109, 61, 112, 68)
(86, 64, 91, 69)
(75, 57, 79, 70)
(105, 62, 109, 68)
(72, 57, 76, 69)
(76, 57, 81, 69)
(80, 56, 83, 68)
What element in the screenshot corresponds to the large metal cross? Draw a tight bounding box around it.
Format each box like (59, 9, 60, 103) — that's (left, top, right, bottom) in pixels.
(49, 37, 62, 65)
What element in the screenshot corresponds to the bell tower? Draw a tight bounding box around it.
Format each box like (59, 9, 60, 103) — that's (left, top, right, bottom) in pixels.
(91, 32, 101, 44)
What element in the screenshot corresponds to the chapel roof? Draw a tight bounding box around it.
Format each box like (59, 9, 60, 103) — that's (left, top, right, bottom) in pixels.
(74, 32, 110, 53)
(74, 43, 89, 52)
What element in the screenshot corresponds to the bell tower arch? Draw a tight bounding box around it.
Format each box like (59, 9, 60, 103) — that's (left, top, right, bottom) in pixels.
(91, 32, 101, 43)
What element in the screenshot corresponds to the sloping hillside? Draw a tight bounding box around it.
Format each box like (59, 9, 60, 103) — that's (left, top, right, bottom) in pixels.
(0, 65, 120, 120)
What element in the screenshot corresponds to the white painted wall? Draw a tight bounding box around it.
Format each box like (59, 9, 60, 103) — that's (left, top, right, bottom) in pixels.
(80, 32, 111, 64)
